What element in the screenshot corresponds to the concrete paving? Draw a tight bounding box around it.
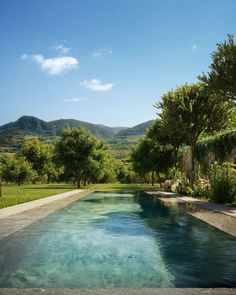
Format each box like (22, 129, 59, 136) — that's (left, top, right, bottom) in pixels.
(178, 196, 236, 218)
(158, 197, 186, 204)
(0, 190, 92, 239)
(0, 190, 83, 220)
(0, 288, 236, 295)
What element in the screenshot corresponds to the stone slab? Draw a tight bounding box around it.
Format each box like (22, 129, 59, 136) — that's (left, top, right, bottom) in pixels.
(178, 196, 236, 218)
(145, 191, 179, 197)
(158, 197, 186, 203)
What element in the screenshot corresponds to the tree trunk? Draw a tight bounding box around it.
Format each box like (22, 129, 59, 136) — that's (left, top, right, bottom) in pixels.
(156, 172, 162, 186)
(77, 170, 81, 188)
(173, 146, 179, 168)
(151, 171, 155, 186)
(0, 174, 2, 198)
(190, 144, 196, 172)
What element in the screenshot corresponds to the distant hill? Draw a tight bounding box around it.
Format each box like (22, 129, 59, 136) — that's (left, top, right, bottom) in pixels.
(114, 120, 154, 139)
(0, 116, 154, 154)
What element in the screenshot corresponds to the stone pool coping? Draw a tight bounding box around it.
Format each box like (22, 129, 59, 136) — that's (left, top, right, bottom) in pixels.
(0, 189, 93, 239)
(0, 189, 84, 220)
(0, 288, 236, 295)
(146, 190, 236, 218)
(145, 190, 236, 237)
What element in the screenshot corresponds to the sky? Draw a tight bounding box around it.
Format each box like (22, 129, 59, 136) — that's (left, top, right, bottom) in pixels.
(1, 0, 236, 127)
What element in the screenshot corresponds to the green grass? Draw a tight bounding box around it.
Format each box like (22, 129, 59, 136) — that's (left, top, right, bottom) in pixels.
(0, 182, 160, 209)
(0, 183, 76, 209)
(81, 183, 160, 191)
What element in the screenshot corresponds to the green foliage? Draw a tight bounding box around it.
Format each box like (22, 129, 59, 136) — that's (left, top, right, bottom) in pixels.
(199, 34, 236, 101)
(167, 167, 189, 195)
(55, 128, 116, 187)
(196, 128, 236, 163)
(156, 83, 232, 171)
(20, 138, 61, 182)
(130, 136, 172, 184)
(209, 162, 236, 203)
(147, 119, 184, 166)
(115, 160, 139, 184)
(0, 154, 34, 185)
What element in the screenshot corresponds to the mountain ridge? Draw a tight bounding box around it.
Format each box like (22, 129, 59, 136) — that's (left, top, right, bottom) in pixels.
(0, 115, 154, 151)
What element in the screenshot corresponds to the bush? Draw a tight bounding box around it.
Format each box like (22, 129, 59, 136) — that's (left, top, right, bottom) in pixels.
(209, 162, 236, 203)
(168, 167, 189, 195)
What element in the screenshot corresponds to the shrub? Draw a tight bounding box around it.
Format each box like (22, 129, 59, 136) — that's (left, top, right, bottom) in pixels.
(168, 167, 189, 195)
(209, 162, 236, 203)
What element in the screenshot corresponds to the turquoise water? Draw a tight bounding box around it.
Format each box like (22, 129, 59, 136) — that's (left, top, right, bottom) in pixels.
(0, 191, 236, 288)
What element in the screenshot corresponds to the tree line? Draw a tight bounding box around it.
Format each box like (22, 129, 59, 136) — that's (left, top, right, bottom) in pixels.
(0, 128, 146, 189)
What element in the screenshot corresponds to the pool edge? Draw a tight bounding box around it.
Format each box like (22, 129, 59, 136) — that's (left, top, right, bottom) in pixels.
(0, 190, 93, 239)
(0, 288, 235, 295)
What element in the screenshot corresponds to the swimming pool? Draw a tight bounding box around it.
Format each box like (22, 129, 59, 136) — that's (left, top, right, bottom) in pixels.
(0, 191, 235, 288)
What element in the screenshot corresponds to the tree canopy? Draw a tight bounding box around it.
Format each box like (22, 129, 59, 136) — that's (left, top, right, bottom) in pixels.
(199, 34, 236, 101)
(156, 83, 232, 171)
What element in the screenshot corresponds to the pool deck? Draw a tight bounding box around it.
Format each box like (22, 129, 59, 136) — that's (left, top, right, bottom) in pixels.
(0, 189, 93, 239)
(0, 288, 236, 295)
(145, 190, 236, 237)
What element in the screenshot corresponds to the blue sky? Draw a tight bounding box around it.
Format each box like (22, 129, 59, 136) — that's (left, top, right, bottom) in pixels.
(1, 0, 236, 127)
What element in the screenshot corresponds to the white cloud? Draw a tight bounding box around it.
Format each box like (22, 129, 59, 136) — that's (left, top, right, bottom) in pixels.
(91, 49, 113, 60)
(22, 54, 79, 75)
(52, 43, 71, 54)
(20, 53, 29, 60)
(81, 79, 113, 92)
(191, 44, 197, 51)
(64, 97, 84, 102)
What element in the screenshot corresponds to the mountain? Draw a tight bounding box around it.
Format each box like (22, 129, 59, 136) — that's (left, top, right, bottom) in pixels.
(0, 116, 154, 155)
(114, 120, 154, 139)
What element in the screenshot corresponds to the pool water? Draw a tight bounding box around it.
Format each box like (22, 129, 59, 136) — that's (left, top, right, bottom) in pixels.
(0, 191, 236, 288)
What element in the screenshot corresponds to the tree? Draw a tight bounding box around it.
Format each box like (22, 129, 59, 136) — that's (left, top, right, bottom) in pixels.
(130, 137, 172, 186)
(82, 142, 117, 184)
(199, 34, 236, 101)
(12, 156, 34, 186)
(55, 128, 100, 188)
(147, 119, 184, 167)
(21, 138, 57, 183)
(0, 154, 33, 185)
(157, 83, 232, 172)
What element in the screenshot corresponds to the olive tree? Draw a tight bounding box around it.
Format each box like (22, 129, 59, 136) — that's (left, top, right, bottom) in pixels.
(157, 83, 232, 172)
(199, 34, 236, 101)
(55, 128, 112, 188)
(130, 136, 172, 186)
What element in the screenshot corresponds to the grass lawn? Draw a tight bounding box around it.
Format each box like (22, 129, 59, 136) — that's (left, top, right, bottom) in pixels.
(0, 182, 160, 209)
(82, 183, 160, 191)
(0, 183, 76, 209)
